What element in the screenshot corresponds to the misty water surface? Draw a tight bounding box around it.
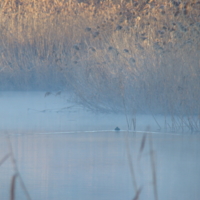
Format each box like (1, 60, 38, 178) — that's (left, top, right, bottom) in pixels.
(0, 92, 200, 200)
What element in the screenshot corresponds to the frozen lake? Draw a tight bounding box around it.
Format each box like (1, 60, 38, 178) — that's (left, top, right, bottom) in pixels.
(0, 92, 200, 200)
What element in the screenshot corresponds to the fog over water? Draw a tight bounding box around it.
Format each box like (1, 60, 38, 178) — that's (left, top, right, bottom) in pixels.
(0, 92, 200, 200)
(0, 92, 165, 133)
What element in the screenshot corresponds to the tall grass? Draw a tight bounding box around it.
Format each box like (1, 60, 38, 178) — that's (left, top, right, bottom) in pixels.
(0, 0, 199, 130)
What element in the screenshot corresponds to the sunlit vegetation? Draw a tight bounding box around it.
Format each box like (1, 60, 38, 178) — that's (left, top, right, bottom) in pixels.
(0, 0, 199, 130)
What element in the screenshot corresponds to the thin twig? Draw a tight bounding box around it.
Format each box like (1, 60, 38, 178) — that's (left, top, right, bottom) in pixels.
(151, 114, 161, 130)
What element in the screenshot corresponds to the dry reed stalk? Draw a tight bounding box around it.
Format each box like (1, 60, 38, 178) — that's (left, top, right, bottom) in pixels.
(10, 173, 18, 200)
(137, 133, 147, 161)
(132, 186, 142, 200)
(124, 132, 138, 193)
(149, 133, 158, 200)
(0, 153, 10, 166)
(5, 132, 32, 200)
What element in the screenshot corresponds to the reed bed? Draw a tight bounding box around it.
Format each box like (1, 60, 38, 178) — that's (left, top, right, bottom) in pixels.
(0, 0, 199, 130)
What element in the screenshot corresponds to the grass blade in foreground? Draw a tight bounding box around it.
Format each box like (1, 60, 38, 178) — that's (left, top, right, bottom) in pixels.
(5, 132, 32, 200)
(0, 153, 10, 166)
(10, 173, 18, 200)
